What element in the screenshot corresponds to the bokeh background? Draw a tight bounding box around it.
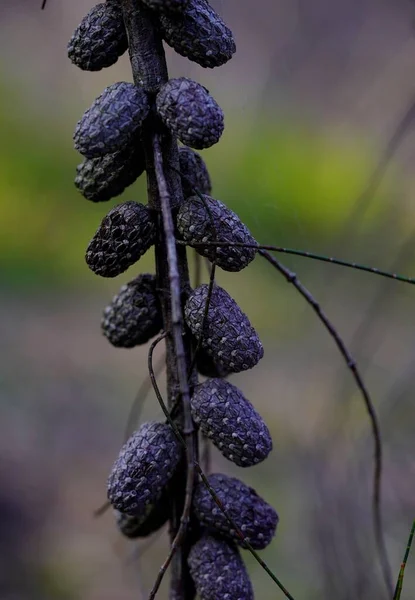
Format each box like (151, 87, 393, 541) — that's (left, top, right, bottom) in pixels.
(1, 0, 415, 598)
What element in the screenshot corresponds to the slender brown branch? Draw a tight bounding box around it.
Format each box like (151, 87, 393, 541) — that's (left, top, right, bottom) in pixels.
(259, 249, 393, 596)
(175, 240, 415, 286)
(149, 137, 196, 600)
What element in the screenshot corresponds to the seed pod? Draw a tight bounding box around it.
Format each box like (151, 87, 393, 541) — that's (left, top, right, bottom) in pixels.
(101, 274, 162, 347)
(74, 82, 150, 158)
(160, 0, 236, 68)
(193, 473, 278, 550)
(156, 78, 224, 149)
(188, 534, 254, 600)
(191, 379, 272, 467)
(108, 422, 182, 515)
(142, 0, 189, 11)
(75, 142, 146, 202)
(178, 147, 211, 198)
(177, 194, 257, 272)
(195, 347, 229, 379)
(67, 2, 128, 71)
(86, 201, 155, 278)
(184, 285, 264, 373)
(115, 492, 170, 538)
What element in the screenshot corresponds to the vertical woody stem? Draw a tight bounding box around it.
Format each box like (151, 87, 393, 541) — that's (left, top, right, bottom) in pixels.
(120, 2, 196, 598)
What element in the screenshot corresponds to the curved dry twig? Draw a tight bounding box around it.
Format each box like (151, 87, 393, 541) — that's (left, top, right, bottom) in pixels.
(259, 249, 393, 596)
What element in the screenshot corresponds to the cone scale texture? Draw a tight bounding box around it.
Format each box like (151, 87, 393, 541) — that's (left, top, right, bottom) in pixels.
(156, 78, 224, 149)
(184, 284, 264, 373)
(177, 194, 257, 272)
(108, 422, 182, 516)
(74, 82, 150, 158)
(193, 473, 278, 550)
(85, 201, 156, 278)
(101, 274, 162, 347)
(160, 0, 236, 68)
(191, 379, 272, 467)
(75, 141, 146, 202)
(188, 534, 254, 600)
(68, 2, 128, 72)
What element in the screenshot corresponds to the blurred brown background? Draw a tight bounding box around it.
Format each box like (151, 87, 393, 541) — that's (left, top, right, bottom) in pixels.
(0, 1, 414, 598)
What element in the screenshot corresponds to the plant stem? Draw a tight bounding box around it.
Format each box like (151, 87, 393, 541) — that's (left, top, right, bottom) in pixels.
(119, 2, 196, 598)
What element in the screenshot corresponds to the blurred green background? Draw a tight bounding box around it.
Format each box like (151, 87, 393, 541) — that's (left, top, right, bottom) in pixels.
(1, 1, 414, 599)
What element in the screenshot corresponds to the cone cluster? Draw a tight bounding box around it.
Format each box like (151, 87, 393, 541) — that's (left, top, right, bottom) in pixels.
(68, 3, 276, 598)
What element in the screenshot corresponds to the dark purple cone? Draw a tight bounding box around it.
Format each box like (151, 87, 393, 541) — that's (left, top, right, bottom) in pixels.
(108, 422, 182, 516)
(75, 142, 146, 202)
(178, 147, 211, 198)
(85, 201, 155, 278)
(68, 2, 128, 71)
(191, 379, 272, 467)
(115, 492, 169, 538)
(177, 194, 257, 272)
(160, 0, 236, 68)
(101, 274, 163, 347)
(188, 534, 254, 600)
(156, 78, 224, 150)
(184, 284, 264, 373)
(193, 473, 278, 550)
(74, 82, 150, 158)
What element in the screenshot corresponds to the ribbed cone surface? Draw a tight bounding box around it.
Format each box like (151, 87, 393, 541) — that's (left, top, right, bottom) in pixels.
(115, 491, 169, 538)
(108, 422, 182, 515)
(75, 142, 146, 202)
(101, 274, 162, 347)
(160, 0, 236, 68)
(188, 534, 254, 600)
(193, 473, 278, 550)
(85, 201, 155, 278)
(142, 0, 189, 11)
(178, 147, 211, 198)
(191, 379, 272, 467)
(184, 285, 264, 373)
(177, 194, 257, 272)
(74, 82, 150, 158)
(68, 2, 128, 71)
(156, 78, 224, 149)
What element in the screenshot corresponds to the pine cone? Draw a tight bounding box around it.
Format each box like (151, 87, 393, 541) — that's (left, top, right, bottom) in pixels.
(177, 194, 257, 272)
(101, 274, 162, 347)
(85, 201, 155, 278)
(108, 422, 182, 515)
(142, 0, 189, 11)
(191, 379, 272, 467)
(156, 78, 224, 149)
(184, 285, 264, 373)
(188, 534, 254, 600)
(115, 492, 170, 538)
(75, 141, 146, 202)
(74, 82, 150, 158)
(193, 473, 278, 550)
(178, 147, 211, 198)
(67, 2, 128, 71)
(160, 0, 236, 68)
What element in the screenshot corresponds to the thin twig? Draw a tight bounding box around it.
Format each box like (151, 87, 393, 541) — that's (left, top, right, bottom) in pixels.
(148, 334, 297, 600)
(259, 249, 393, 596)
(175, 240, 415, 286)
(41, 0, 47, 8)
(149, 136, 196, 600)
(393, 520, 415, 600)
